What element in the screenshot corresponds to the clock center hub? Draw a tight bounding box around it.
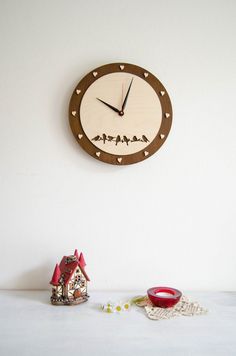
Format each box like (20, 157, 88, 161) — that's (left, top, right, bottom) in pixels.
(119, 111, 124, 116)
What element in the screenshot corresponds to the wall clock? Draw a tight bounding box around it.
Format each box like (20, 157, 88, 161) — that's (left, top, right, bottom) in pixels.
(69, 63, 172, 165)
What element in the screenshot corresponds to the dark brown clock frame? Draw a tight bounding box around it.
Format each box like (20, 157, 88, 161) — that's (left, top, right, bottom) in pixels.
(69, 63, 172, 165)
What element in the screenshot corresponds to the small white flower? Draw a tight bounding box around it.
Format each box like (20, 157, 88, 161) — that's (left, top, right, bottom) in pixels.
(101, 301, 114, 313)
(123, 301, 131, 311)
(114, 302, 123, 313)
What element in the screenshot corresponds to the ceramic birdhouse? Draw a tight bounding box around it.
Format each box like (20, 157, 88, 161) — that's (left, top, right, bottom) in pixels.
(50, 249, 90, 305)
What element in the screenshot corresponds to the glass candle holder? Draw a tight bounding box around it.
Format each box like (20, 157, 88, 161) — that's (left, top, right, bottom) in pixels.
(147, 286, 182, 308)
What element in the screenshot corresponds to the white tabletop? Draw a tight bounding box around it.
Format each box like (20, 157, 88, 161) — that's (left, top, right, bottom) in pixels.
(0, 290, 236, 356)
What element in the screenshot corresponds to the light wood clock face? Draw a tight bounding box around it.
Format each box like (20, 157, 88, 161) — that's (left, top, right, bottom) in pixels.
(69, 63, 172, 165)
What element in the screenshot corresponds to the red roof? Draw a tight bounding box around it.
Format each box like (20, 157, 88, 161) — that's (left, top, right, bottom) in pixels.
(74, 249, 79, 260)
(79, 252, 86, 268)
(79, 264, 90, 282)
(50, 264, 60, 285)
(50, 251, 90, 286)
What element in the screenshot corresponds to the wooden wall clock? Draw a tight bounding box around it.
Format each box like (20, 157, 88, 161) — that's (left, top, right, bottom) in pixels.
(69, 63, 172, 165)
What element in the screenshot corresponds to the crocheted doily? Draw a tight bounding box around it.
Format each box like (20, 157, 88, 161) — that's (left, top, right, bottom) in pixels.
(135, 295, 208, 320)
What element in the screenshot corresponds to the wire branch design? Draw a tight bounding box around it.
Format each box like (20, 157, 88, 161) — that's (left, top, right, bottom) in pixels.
(92, 134, 150, 146)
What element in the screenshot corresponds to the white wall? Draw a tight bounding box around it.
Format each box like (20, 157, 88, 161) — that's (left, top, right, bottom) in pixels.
(0, 0, 235, 291)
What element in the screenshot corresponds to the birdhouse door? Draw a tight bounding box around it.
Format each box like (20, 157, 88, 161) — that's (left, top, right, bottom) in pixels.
(74, 289, 82, 298)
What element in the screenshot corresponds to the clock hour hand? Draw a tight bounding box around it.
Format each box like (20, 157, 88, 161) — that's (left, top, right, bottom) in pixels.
(121, 78, 134, 112)
(97, 98, 120, 114)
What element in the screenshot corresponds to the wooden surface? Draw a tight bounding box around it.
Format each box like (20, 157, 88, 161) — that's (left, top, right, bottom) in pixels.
(0, 290, 236, 356)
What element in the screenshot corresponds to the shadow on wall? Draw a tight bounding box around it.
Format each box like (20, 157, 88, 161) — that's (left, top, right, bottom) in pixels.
(7, 262, 52, 290)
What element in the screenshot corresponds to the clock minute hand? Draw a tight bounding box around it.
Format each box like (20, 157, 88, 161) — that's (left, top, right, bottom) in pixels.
(97, 98, 120, 114)
(121, 78, 134, 112)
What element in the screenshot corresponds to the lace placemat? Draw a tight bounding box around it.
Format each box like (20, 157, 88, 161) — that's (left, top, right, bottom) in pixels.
(135, 295, 208, 320)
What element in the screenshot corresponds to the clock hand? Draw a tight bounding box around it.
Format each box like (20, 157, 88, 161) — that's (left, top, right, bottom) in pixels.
(121, 78, 134, 113)
(97, 98, 121, 114)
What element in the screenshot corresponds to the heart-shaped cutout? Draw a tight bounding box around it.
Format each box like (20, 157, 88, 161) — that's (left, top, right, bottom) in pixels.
(76, 89, 81, 95)
(144, 72, 149, 78)
(144, 151, 149, 157)
(120, 65, 124, 70)
(165, 113, 170, 118)
(117, 157, 122, 163)
(160, 91, 165, 96)
(96, 151, 101, 157)
(78, 134, 83, 139)
(72, 111, 76, 116)
(160, 134, 165, 139)
(93, 71, 98, 77)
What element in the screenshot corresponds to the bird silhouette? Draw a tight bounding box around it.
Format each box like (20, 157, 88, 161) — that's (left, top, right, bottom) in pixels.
(123, 136, 130, 146)
(116, 135, 121, 145)
(142, 135, 149, 143)
(92, 135, 101, 141)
